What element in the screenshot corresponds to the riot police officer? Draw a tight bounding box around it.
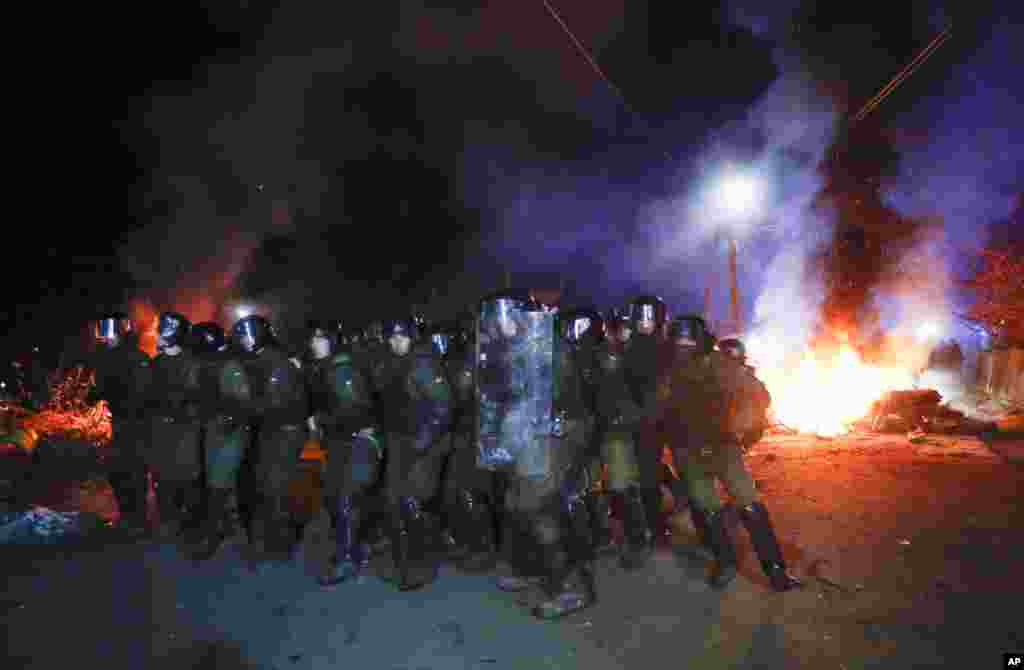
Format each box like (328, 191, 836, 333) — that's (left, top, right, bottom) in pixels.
(304, 323, 376, 587)
(660, 319, 801, 591)
(147, 311, 203, 542)
(717, 338, 771, 450)
(88, 312, 152, 536)
(478, 291, 596, 619)
(231, 314, 308, 562)
(561, 308, 614, 555)
(189, 322, 252, 560)
(438, 319, 498, 572)
(370, 316, 452, 591)
(620, 295, 673, 567)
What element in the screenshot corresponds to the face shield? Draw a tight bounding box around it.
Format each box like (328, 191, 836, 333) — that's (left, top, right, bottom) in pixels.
(235, 319, 260, 353)
(389, 333, 412, 357)
(671, 319, 704, 350)
(431, 333, 450, 357)
(157, 317, 183, 352)
(95, 317, 130, 347)
(633, 303, 657, 335)
(568, 316, 592, 343)
(494, 299, 520, 339)
(310, 329, 331, 359)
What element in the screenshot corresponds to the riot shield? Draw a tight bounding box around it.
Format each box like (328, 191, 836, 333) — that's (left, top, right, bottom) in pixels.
(476, 294, 556, 477)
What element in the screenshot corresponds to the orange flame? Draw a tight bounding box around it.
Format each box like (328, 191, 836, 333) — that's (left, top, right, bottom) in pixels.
(128, 299, 159, 357)
(750, 336, 917, 436)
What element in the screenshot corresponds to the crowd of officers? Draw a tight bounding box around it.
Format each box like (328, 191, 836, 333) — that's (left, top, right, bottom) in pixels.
(87, 292, 800, 622)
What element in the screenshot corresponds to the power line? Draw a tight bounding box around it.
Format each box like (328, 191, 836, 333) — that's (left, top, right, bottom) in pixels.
(851, 26, 952, 123)
(540, 0, 673, 161)
(540, 0, 630, 110)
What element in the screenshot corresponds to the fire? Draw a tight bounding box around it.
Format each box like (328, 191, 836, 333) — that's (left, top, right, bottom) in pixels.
(751, 339, 915, 436)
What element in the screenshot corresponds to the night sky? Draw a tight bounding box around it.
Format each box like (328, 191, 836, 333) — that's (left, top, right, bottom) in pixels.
(5, 0, 1019, 361)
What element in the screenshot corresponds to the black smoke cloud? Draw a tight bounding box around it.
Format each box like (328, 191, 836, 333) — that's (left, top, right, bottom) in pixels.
(124, 46, 365, 338)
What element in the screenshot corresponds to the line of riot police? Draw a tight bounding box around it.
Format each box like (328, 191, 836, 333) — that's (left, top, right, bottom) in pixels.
(86, 290, 798, 624)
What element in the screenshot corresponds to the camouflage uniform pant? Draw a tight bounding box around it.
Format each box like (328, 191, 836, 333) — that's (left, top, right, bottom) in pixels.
(442, 425, 494, 506)
(204, 418, 251, 490)
(255, 423, 306, 498)
(383, 432, 449, 501)
(676, 441, 758, 513)
(105, 417, 150, 523)
(147, 417, 202, 484)
(500, 419, 591, 576)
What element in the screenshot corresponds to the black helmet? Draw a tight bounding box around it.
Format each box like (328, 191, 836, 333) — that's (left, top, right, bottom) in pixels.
(410, 308, 429, 336)
(480, 289, 540, 321)
(157, 311, 191, 350)
(192, 322, 227, 353)
(95, 312, 133, 347)
(382, 317, 419, 341)
(630, 295, 667, 329)
(231, 314, 276, 353)
(365, 321, 384, 343)
(562, 308, 604, 343)
(668, 315, 714, 353)
(718, 337, 746, 360)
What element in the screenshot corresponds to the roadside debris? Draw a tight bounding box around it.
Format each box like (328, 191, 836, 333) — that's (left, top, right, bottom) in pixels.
(0, 506, 102, 544)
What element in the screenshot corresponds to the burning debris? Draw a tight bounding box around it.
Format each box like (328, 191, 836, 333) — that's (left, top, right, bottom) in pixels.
(1, 366, 111, 451)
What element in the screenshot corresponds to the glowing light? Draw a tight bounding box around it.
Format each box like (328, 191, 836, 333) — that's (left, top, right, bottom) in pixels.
(236, 305, 252, 320)
(714, 173, 763, 220)
(915, 321, 941, 342)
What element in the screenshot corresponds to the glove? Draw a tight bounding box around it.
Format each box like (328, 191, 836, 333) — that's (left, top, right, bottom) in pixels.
(412, 419, 443, 451)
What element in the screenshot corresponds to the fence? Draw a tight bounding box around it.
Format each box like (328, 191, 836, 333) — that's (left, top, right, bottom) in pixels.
(976, 348, 1024, 403)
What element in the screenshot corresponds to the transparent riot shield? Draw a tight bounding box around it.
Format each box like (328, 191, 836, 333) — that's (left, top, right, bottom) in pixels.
(476, 295, 556, 477)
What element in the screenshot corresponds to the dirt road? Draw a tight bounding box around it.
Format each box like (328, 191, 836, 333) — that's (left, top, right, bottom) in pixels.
(3, 431, 1022, 669)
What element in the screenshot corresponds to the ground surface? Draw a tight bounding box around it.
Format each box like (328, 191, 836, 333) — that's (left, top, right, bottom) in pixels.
(3, 431, 1022, 670)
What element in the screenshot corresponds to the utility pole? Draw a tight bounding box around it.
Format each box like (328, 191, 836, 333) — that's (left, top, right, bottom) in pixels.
(703, 285, 712, 326)
(728, 237, 741, 335)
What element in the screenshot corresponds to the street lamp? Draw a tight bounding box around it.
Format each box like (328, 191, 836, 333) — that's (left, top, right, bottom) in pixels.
(713, 173, 764, 221)
(708, 169, 767, 337)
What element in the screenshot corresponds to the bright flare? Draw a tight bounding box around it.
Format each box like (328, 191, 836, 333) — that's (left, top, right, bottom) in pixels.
(915, 320, 941, 342)
(714, 174, 762, 220)
(751, 341, 915, 437)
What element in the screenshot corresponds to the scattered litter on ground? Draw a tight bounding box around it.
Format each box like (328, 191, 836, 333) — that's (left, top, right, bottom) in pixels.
(0, 506, 101, 544)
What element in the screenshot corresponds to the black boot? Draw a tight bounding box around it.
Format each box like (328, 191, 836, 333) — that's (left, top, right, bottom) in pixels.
(264, 495, 294, 563)
(685, 497, 715, 560)
(108, 471, 149, 537)
(155, 480, 184, 540)
(585, 491, 615, 555)
(455, 489, 496, 573)
(701, 506, 738, 589)
(739, 502, 802, 592)
(191, 488, 231, 561)
(532, 509, 597, 621)
(620, 486, 653, 570)
(392, 496, 439, 592)
(642, 487, 670, 547)
(320, 495, 369, 587)
(181, 480, 207, 546)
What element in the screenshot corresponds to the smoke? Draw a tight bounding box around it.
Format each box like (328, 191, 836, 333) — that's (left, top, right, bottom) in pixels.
(122, 47, 355, 340)
(883, 17, 1023, 313)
